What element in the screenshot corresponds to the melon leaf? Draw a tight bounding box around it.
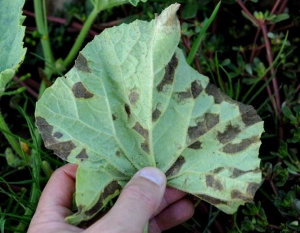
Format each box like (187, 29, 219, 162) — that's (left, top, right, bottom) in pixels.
(35, 4, 264, 225)
(0, 0, 26, 96)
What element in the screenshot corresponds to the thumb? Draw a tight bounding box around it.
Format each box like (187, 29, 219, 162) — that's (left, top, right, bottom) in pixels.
(87, 167, 166, 233)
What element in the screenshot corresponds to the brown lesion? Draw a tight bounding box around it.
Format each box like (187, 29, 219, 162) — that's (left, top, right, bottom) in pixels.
(152, 108, 161, 122)
(246, 182, 261, 196)
(205, 174, 224, 191)
(84, 181, 121, 216)
(132, 122, 150, 154)
(128, 91, 139, 105)
(187, 113, 219, 141)
(211, 167, 224, 174)
(197, 194, 228, 205)
(217, 124, 241, 144)
(238, 104, 262, 127)
(132, 122, 149, 140)
(166, 156, 185, 177)
(157, 54, 178, 92)
(124, 104, 131, 117)
(72, 82, 94, 99)
(188, 141, 202, 149)
(53, 132, 63, 139)
(36, 117, 76, 160)
(222, 136, 259, 154)
(205, 83, 227, 104)
(76, 149, 89, 161)
(141, 142, 150, 153)
(176, 89, 192, 102)
(191, 80, 203, 99)
(230, 167, 261, 178)
(75, 53, 91, 73)
(231, 189, 252, 202)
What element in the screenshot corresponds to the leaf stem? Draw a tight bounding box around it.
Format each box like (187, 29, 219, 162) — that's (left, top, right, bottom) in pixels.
(63, 8, 99, 69)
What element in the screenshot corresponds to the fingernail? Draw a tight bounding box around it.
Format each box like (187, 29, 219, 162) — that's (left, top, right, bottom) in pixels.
(139, 168, 165, 186)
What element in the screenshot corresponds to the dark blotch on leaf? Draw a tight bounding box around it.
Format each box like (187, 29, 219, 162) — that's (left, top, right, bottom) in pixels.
(141, 142, 150, 154)
(112, 114, 117, 121)
(132, 122, 149, 140)
(230, 167, 261, 178)
(152, 108, 161, 122)
(166, 156, 185, 177)
(188, 141, 202, 149)
(223, 136, 258, 154)
(53, 132, 63, 139)
(157, 54, 178, 92)
(129, 91, 139, 105)
(197, 194, 227, 205)
(247, 182, 260, 196)
(116, 151, 121, 156)
(231, 168, 248, 178)
(76, 149, 89, 161)
(36, 117, 76, 160)
(191, 80, 203, 99)
(72, 82, 94, 99)
(217, 124, 241, 144)
(231, 189, 252, 202)
(187, 113, 219, 141)
(205, 83, 227, 104)
(238, 104, 262, 127)
(212, 167, 224, 174)
(85, 181, 121, 216)
(124, 104, 131, 117)
(75, 53, 91, 73)
(205, 174, 223, 191)
(176, 89, 192, 103)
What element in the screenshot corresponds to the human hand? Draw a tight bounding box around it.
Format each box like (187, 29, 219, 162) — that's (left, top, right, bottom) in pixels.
(28, 164, 194, 233)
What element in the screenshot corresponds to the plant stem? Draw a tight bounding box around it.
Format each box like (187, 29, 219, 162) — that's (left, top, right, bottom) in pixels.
(236, 0, 258, 26)
(0, 114, 23, 158)
(63, 8, 99, 69)
(33, 0, 54, 69)
(270, 0, 282, 15)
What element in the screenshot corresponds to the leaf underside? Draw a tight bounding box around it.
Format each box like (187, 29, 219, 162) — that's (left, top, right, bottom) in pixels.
(0, 0, 26, 96)
(35, 4, 264, 225)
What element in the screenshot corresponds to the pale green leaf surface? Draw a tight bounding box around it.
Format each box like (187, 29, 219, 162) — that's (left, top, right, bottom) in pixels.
(35, 4, 264, 225)
(0, 0, 26, 96)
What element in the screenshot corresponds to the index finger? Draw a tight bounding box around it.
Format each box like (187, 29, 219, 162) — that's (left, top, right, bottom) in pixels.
(34, 163, 78, 219)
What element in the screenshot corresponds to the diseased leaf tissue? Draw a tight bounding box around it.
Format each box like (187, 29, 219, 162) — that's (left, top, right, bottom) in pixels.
(35, 4, 264, 225)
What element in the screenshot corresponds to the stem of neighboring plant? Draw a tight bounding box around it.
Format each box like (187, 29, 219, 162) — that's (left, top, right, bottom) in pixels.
(260, 23, 281, 113)
(269, 179, 279, 197)
(268, 224, 281, 230)
(236, 1, 277, 112)
(269, 0, 289, 32)
(0, 114, 23, 158)
(33, 0, 54, 70)
(296, 83, 300, 92)
(250, 28, 261, 63)
(260, 22, 284, 141)
(270, 0, 282, 15)
(33, 0, 55, 98)
(236, 0, 258, 26)
(63, 8, 100, 69)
